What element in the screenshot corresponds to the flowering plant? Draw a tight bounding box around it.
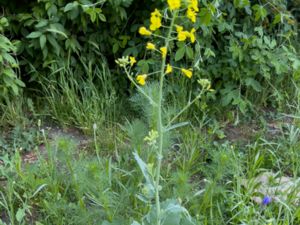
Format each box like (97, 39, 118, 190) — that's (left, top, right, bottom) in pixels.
(116, 1, 212, 224)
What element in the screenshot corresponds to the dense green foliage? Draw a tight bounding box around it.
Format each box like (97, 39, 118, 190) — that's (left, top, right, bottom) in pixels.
(1, 0, 299, 113)
(0, 17, 24, 99)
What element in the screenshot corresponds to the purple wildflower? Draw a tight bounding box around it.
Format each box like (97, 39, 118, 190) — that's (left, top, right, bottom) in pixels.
(262, 196, 272, 206)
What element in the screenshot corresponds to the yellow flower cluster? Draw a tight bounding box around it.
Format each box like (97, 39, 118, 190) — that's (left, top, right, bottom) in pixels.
(167, 0, 181, 10)
(150, 9, 162, 31)
(130, 0, 199, 87)
(176, 26, 196, 43)
(186, 0, 199, 23)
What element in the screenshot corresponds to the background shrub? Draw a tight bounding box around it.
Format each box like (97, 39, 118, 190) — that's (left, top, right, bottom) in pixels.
(1, 0, 299, 115)
(0, 17, 24, 101)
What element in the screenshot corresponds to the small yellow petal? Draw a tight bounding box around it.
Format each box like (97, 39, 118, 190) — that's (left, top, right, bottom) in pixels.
(188, 0, 199, 12)
(189, 28, 196, 43)
(139, 27, 152, 36)
(151, 9, 162, 17)
(136, 74, 147, 86)
(176, 25, 183, 32)
(177, 31, 190, 41)
(149, 9, 162, 31)
(160, 47, 167, 58)
(150, 16, 162, 31)
(186, 7, 197, 23)
(181, 68, 193, 78)
(146, 42, 156, 50)
(129, 56, 136, 66)
(165, 64, 173, 74)
(167, 0, 181, 10)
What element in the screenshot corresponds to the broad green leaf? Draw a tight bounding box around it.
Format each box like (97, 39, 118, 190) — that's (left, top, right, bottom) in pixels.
(10, 83, 18, 95)
(252, 5, 267, 21)
(199, 8, 212, 26)
(234, 0, 250, 8)
(221, 89, 239, 106)
(273, 14, 282, 24)
(3, 68, 14, 78)
(47, 35, 60, 55)
(16, 208, 26, 222)
(35, 19, 48, 28)
(46, 29, 68, 39)
(15, 79, 25, 87)
(99, 13, 106, 22)
(175, 46, 185, 61)
(137, 60, 149, 73)
(245, 78, 262, 92)
(185, 46, 194, 59)
(112, 43, 119, 53)
(64, 2, 78, 12)
(2, 53, 16, 65)
(204, 48, 215, 58)
(27, 31, 42, 39)
(42, 47, 48, 59)
(133, 152, 154, 190)
(39, 35, 46, 49)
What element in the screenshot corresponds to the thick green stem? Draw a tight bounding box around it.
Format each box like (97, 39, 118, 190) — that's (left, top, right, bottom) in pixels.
(155, 11, 177, 225)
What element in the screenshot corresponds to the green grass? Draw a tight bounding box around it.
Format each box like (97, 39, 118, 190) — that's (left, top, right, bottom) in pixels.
(0, 110, 300, 224)
(1, 59, 300, 225)
(39, 60, 122, 133)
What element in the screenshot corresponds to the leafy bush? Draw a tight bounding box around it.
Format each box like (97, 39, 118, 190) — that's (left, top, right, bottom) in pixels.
(192, 0, 299, 113)
(5, 0, 134, 85)
(2, 0, 299, 113)
(0, 17, 24, 100)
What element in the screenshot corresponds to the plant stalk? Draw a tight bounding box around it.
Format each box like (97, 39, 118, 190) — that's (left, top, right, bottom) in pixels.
(155, 11, 177, 225)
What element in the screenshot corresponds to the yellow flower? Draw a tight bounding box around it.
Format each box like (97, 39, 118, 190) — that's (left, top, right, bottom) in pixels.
(136, 74, 147, 86)
(151, 9, 162, 17)
(165, 64, 173, 74)
(160, 47, 167, 58)
(177, 31, 190, 41)
(129, 56, 136, 66)
(181, 68, 193, 78)
(186, 7, 197, 23)
(139, 27, 152, 36)
(167, 0, 181, 10)
(188, 0, 199, 12)
(176, 25, 190, 41)
(189, 28, 196, 43)
(176, 25, 183, 32)
(146, 42, 156, 50)
(150, 9, 162, 31)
